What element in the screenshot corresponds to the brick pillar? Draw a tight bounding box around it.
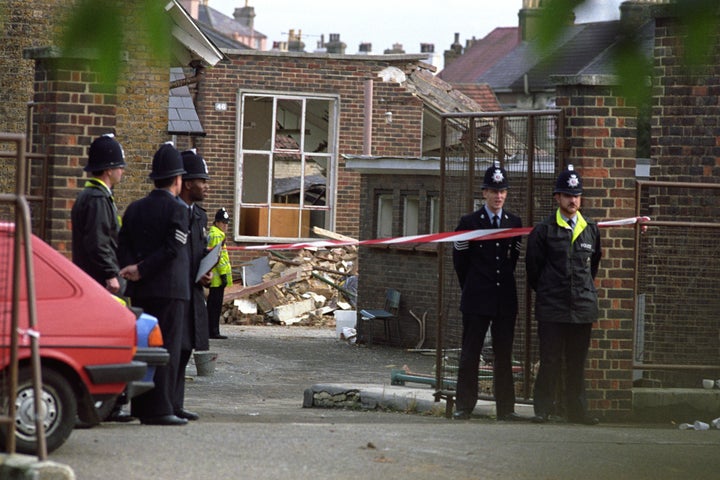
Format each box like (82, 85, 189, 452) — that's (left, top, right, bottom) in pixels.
(556, 79, 637, 420)
(27, 51, 118, 255)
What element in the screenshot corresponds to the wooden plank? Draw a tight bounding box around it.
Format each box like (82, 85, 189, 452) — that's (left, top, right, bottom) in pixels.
(223, 267, 307, 303)
(311, 226, 357, 242)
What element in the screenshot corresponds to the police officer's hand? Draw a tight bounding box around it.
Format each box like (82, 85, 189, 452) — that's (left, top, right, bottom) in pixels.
(119, 264, 141, 282)
(200, 271, 212, 288)
(105, 276, 121, 294)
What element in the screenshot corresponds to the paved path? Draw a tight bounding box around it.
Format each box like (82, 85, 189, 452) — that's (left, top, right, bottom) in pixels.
(41, 325, 720, 479)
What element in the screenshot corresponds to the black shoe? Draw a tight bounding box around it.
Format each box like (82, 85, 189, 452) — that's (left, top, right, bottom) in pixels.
(531, 413, 548, 424)
(452, 410, 472, 420)
(210, 334, 228, 339)
(569, 415, 600, 426)
(140, 415, 188, 426)
(497, 412, 525, 422)
(107, 410, 136, 423)
(175, 408, 200, 421)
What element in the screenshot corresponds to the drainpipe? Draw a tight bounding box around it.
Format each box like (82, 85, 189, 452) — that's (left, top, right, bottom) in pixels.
(363, 79, 373, 155)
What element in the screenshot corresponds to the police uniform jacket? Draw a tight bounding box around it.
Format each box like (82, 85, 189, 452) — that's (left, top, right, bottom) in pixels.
(118, 189, 190, 301)
(525, 210, 601, 324)
(71, 180, 120, 285)
(186, 203, 210, 351)
(453, 208, 522, 317)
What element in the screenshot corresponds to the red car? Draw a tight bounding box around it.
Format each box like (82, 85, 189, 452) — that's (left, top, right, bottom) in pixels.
(0, 225, 153, 453)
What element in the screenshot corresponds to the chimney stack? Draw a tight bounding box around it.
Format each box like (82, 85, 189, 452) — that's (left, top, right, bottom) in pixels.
(233, 2, 256, 29)
(359, 42, 372, 54)
(443, 32, 464, 68)
(519, 0, 574, 41)
(384, 43, 405, 54)
(325, 33, 346, 54)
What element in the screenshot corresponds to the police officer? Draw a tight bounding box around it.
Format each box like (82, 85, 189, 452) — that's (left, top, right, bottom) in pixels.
(452, 165, 523, 420)
(174, 148, 212, 421)
(71, 133, 134, 423)
(526, 165, 602, 425)
(119, 142, 190, 426)
(71, 133, 126, 294)
(207, 207, 232, 339)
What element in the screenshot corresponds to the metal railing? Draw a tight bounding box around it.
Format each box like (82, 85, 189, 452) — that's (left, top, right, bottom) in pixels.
(0, 133, 46, 459)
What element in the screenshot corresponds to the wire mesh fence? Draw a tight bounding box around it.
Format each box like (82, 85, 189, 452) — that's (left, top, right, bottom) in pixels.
(635, 181, 720, 387)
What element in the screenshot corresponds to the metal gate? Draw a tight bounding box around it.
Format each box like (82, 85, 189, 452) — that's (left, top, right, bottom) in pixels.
(436, 110, 564, 405)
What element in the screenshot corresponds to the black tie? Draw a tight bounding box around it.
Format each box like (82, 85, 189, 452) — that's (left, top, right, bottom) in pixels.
(492, 215, 499, 228)
(568, 219, 574, 230)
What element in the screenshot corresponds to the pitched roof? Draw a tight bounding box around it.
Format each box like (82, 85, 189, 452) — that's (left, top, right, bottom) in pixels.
(451, 84, 502, 111)
(515, 21, 621, 90)
(579, 20, 655, 76)
(403, 68, 483, 115)
(194, 3, 265, 50)
(438, 27, 520, 84)
(478, 21, 622, 92)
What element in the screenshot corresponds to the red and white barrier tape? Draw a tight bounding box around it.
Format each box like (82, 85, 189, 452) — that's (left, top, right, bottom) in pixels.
(228, 216, 651, 251)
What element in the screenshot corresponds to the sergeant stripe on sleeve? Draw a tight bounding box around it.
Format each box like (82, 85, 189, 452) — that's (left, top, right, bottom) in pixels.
(454, 240, 468, 251)
(175, 229, 188, 245)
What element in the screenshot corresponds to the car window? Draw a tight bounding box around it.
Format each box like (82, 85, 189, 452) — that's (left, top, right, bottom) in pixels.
(0, 237, 78, 301)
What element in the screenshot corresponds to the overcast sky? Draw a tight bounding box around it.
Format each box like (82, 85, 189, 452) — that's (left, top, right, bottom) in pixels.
(209, 0, 624, 59)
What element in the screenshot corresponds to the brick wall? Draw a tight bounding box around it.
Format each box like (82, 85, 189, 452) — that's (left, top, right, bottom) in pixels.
(555, 82, 637, 420)
(0, 0, 73, 197)
(0, 0, 70, 135)
(23, 0, 170, 254)
(652, 17, 720, 182)
(191, 52, 426, 260)
(357, 173, 441, 346)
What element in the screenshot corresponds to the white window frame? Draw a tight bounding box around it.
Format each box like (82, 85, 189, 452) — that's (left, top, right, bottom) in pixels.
(234, 90, 339, 242)
(403, 195, 419, 236)
(429, 196, 440, 234)
(377, 194, 393, 239)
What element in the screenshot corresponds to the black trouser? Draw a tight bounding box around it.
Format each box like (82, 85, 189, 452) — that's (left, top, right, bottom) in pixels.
(207, 286, 225, 336)
(130, 298, 186, 419)
(533, 321, 592, 420)
(455, 313, 516, 416)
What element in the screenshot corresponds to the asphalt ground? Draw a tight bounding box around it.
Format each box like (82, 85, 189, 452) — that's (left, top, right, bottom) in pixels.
(44, 325, 720, 480)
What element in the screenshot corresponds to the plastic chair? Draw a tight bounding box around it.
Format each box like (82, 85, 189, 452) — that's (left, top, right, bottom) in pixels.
(360, 289, 401, 344)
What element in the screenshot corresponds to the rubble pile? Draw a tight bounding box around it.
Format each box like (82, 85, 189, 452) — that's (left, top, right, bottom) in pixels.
(218, 246, 358, 328)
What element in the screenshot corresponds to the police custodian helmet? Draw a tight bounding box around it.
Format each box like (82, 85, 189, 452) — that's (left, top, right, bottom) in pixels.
(553, 164, 583, 196)
(214, 208, 230, 223)
(85, 133, 126, 172)
(181, 149, 210, 180)
(149, 142, 186, 180)
(482, 165, 510, 190)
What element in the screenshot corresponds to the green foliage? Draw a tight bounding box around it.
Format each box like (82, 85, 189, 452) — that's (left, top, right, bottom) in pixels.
(60, 0, 171, 88)
(137, 0, 172, 67)
(613, 34, 653, 107)
(60, 0, 124, 86)
(534, 0, 586, 52)
(671, 0, 720, 69)
(537, 0, 719, 105)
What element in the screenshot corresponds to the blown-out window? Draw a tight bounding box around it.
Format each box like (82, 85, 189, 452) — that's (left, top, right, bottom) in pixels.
(237, 92, 338, 240)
